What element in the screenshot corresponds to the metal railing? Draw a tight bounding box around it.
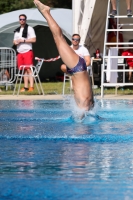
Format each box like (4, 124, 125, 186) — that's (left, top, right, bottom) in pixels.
(0, 47, 16, 90)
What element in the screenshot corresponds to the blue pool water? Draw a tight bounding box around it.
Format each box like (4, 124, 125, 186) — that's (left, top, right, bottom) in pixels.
(1, 99, 133, 199)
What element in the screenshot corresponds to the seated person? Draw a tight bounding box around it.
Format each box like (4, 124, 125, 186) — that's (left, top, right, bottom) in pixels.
(122, 39, 133, 82)
(5, 69, 10, 80)
(61, 34, 91, 75)
(0, 69, 10, 81)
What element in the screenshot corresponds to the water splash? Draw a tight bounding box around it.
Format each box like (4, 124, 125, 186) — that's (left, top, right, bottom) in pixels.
(63, 95, 102, 123)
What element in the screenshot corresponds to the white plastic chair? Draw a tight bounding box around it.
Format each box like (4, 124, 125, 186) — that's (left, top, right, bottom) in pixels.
(62, 73, 72, 95)
(87, 65, 94, 86)
(13, 58, 44, 96)
(62, 59, 95, 95)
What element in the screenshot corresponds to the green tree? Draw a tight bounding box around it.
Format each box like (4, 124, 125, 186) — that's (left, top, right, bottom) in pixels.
(47, 0, 72, 8)
(0, 0, 72, 14)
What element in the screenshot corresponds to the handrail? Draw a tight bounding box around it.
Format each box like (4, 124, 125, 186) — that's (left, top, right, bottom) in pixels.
(0, 48, 16, 89)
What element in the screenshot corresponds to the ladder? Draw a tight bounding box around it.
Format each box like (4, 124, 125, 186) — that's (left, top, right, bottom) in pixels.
(101, 0, 133, 97)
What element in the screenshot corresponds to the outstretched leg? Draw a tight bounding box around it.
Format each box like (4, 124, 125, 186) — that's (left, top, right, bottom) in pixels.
(34, 0, 94, 112)
(34, 0, 79, 69)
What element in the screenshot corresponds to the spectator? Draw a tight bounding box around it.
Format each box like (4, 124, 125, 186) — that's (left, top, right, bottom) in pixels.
(61, 34, 91, 74)
(13, 14, 36, 92)
(122, 39, 133, 82)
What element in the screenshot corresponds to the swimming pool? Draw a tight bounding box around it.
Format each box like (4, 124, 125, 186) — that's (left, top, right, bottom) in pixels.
(0, 99, 133, 200)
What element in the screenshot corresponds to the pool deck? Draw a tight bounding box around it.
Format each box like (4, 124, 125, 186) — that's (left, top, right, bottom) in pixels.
(0, 94, 133, 100)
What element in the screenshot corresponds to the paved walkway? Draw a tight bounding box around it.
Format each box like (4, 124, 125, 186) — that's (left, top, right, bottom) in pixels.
(96, 94, 133, 99)
(0, 95, 63, 100)
(0, 94, 133, 100)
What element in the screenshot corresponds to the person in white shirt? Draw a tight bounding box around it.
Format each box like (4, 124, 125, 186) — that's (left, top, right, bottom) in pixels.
(34, 0, 94, 114)
(13, 14, 36, 92)
(61, 34, 91, 74)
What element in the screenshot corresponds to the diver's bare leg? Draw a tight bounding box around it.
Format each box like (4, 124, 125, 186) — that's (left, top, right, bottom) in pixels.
(34, 0, 94, 111)
(34, 0, 78, 69)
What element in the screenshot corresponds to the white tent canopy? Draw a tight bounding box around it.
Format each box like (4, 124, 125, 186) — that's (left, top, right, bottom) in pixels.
(0, 8, 72, 80)
(0, 8, 72, 47)
(0, 3, 98, 81)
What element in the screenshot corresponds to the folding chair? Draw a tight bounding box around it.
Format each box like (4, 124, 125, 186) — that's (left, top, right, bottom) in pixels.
(62, 73, 72, 95)
(62, 62, 94, 95)
(0, 47, 16, 90)
(87, 66, 94, 87)
(13, 58, 44, 96)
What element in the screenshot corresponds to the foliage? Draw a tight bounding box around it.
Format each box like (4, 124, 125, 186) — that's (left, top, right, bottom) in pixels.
(0, 0, 72, 14)
(47, 0, 72, 8)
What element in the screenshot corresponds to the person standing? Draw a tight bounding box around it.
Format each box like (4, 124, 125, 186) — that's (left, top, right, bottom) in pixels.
(34, 0, 94, 112)
(61, 34, 91, 74)
(122, 39, 133, 82)
(13, 14, 36, 92)
(110, 0, 132, 17)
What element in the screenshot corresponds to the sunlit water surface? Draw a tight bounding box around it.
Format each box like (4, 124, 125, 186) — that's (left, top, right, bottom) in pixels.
(0, 99, 133, 200)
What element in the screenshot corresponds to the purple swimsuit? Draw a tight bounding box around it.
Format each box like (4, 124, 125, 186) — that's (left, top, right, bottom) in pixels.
(66, 57, 87, 75)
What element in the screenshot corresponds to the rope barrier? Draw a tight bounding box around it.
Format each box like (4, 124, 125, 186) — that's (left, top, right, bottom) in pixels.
(35, 55, 61, 62)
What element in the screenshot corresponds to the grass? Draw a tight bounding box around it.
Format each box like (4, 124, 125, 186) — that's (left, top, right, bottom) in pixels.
(0, 82, 69, 95)
(0, 82, 133, 96)
(93, 87, 133, 96)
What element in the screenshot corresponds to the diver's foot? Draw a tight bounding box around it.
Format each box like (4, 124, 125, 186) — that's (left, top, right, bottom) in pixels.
(34, 0, 50, 13)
